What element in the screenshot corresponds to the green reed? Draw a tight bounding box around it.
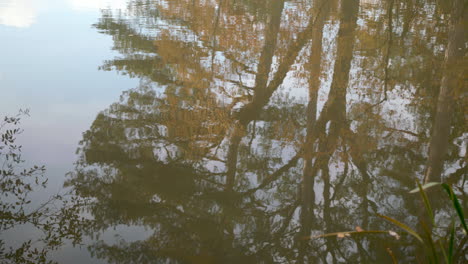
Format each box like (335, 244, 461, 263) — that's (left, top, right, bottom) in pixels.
(309, 182, 467, 263)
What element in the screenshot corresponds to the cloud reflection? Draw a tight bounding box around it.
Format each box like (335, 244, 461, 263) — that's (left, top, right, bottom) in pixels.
(0, 0, 128, 28)
(68, 0, 128, 11)
(0, 0, 38, 28)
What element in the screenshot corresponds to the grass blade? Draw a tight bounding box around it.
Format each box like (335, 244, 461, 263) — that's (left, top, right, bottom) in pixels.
(441, 183, 468, 234)
(377, 214, 423, 243)
(448, 221, 455, 264)
(305, 230, 390, 239)
(421, 221, 438, 264)
(418, 181, 434, 225)
(409, 182, 441, 194)
(439, 240, 449, 264)
(386, 247, 398, 264)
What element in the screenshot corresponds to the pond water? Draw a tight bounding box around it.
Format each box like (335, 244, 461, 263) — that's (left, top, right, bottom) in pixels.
(0, 0, 466, 263)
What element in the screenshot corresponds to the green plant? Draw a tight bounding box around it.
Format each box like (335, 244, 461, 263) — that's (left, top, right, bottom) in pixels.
(0, 110, 90, 264)
(308, 181, 467, 263)
(402, 181, 467, 263)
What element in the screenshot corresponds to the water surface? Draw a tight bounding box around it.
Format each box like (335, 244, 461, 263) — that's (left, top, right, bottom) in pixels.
(1, 0, 467, 263)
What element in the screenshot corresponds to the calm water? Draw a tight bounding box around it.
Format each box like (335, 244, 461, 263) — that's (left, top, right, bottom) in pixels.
(1, 0, 466, 263)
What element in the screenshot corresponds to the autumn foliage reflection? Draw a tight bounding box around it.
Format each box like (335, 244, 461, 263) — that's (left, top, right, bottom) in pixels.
(66, 0, 467, 263)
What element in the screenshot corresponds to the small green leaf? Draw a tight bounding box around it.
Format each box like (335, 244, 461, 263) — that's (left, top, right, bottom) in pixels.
(377, 214, 423, 243)
(409, 182, 440, 193)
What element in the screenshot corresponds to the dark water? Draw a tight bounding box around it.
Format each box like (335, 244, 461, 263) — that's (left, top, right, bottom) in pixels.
(1, 0, 467, 263)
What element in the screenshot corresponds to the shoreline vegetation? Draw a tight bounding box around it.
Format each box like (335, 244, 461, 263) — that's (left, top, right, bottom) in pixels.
(0, 111, 90, 264)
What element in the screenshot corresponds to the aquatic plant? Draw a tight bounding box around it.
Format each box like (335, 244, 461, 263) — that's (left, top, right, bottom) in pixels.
(309, 181, 467, 263)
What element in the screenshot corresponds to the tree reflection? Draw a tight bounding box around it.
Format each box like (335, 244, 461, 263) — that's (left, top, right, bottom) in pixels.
(66, 0, 466, 262)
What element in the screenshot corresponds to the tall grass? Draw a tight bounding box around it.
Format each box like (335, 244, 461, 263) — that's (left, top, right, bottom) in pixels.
(309, 182, 467, 263)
